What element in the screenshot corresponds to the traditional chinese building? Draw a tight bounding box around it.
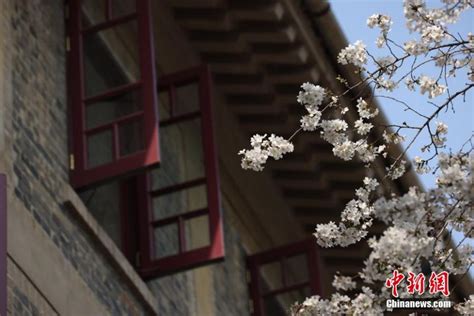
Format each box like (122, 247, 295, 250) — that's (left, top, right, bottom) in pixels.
(0, 0, 471, 315)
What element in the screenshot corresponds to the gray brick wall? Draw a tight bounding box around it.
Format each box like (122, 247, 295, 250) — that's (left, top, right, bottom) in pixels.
(4, 1, 256, 315)
(5, 0, 152, 314)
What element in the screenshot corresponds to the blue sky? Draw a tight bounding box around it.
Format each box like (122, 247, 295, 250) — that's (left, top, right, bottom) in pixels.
(329, 0, 473, 277)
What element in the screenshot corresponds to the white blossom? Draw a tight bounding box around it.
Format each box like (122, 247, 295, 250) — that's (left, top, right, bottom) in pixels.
(387, 160, 407, 180)
(338, 40, 367, 67)
(367, 14, 392, 48)
(419, 75, 446, 98)
(375, 56, 396, 75)
(267, 134, 295, 160)
(361, 226, 434, 284)
(300, 112, 322, 131)
(320, 119, 349, 145)
(355, 119, 373, 135)
(314, 221, 340, 247)
(297, 83, 326, 114)
(241, 2, 474, 314)
(404, 40, 428, 55)
(455, 295, 474, 315)
(367, 14, 392, 33)
(383, 131, 405, 144)
(405, 78, 416, 91)
(375, 77, 397, 91)
(332, 274, 357, 291)
(239, 134, 293, 171)
(356, 98, 379, 119)
(421, 25, 446, 43)
(333, 140, 357, 161)
(413, 156, 430, 174)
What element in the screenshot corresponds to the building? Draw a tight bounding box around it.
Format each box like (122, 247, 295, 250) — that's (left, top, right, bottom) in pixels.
(0, 0, 471, 315)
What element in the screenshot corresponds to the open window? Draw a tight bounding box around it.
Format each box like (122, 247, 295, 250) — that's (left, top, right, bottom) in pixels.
(67, 0, 159, 189)
(247, 239, 322, 316)
(134, 65, 224, 278)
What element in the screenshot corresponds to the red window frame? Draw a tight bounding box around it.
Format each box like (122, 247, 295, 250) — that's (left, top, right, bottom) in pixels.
(247, 239, 322, 316)
(67, 0, 160, 189)
(0, 174, 5, 316)
(137, 65, 224, 278)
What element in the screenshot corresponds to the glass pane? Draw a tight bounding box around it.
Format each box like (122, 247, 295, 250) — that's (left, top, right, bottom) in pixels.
(150, 119, 205, 190)
(112, 0, 136, 17)
(175, 82, 200, 116)
(79, 181, 121, 247)
(86, 90, 141, 129)
(185, 214, 210, 251)
(119, 118, 144, 156)
(158, 90, 171, 120)
(260, 261, 283, 292)
(87, 129, 113, 168)
(153, 223, 179, 259)
(285, 254, 309, 286)
(83, 20, 140, 97)
(81, 0, 106, 28)
(264, 288, 310, 316)
(152, 184, 208, 220)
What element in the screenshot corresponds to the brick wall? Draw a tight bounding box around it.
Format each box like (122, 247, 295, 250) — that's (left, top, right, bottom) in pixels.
(1, 0, 155, 314)
(0, 1, 266, 315)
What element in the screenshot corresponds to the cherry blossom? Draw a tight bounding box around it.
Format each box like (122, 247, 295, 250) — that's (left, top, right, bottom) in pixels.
(238, 0, 473, 313)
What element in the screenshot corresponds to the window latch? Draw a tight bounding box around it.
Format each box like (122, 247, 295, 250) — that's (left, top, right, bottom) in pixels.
(69, 154, 75, 170)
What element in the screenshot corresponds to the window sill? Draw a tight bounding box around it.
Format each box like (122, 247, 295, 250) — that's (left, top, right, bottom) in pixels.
(62, 186, 158, 315)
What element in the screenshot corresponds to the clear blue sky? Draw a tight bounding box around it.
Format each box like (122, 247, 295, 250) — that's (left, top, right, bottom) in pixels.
(330, 0, 473, 277)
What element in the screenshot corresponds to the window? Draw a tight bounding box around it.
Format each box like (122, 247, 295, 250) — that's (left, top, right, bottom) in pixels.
(134, 65, 224, 277)
(247, 239, 322, 316)
(67, 0, 159, 189)
(0, 174, 5, 316)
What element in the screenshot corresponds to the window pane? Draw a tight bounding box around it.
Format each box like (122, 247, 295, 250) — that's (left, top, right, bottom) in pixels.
(150, 119, 205, 190)
(85, 90, 141, 129)
(285, 254, 309, 286)
(79, 181, 121, 247)
(264, 288, 310, 316)
(157, 90, 171, 120)
(152, 184, 208, 220)
(112, 0, 136, 17)
(81, 0, 106, 28)
(87, 129, 113, 168)
(175, 82, 200, 116)
(153, 223, 179, 259)
(119, 118, 144, 157)
(260, 261, 283, 292)
(83, 20, 140, 97)
(185, 214, 210, 251)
